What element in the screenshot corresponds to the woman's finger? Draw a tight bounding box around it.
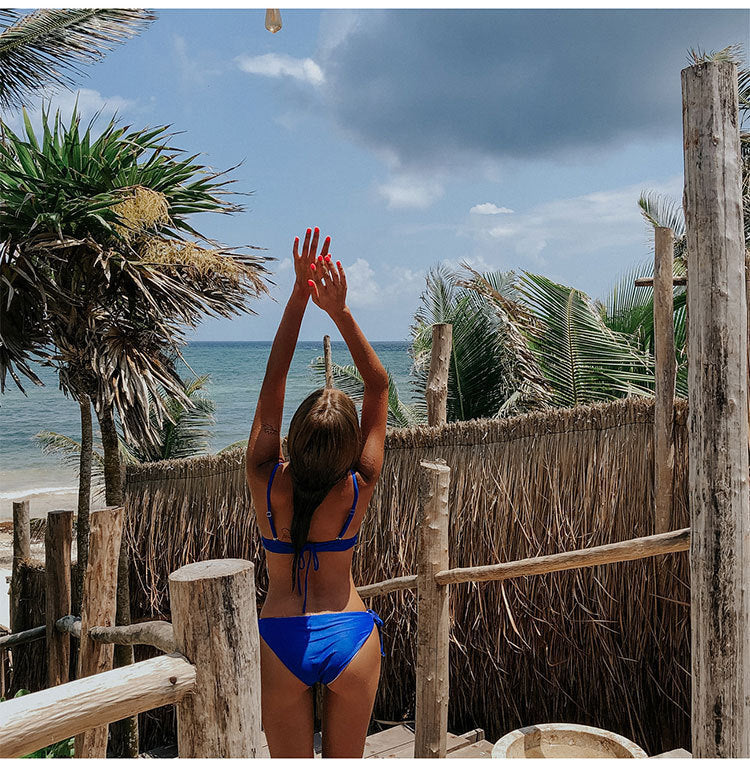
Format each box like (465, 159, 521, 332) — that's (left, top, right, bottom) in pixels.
(309, 226, 320, 260)
(323, 254, 339, 285)
(320, 235, 331, 261)
(307, 278, 320, 302)
(293, 236, 300, 260)
(302, 227, 312, 258)
(336, 260, 347, 289)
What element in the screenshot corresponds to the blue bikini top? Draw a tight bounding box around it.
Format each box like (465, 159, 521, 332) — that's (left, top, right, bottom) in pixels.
(261, 460, 359, 612)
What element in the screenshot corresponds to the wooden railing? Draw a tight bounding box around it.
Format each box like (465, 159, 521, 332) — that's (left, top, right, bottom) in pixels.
(0, 506, 262, 758)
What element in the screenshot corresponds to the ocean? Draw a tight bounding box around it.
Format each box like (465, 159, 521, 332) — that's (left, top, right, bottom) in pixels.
(0, 342, 415, 507)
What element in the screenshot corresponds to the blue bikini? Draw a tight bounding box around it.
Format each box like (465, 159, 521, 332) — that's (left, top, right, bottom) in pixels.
(258, 461, 384, 686)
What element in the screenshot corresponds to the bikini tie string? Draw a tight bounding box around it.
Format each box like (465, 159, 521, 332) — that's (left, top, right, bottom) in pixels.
(296, 545, 320, 614)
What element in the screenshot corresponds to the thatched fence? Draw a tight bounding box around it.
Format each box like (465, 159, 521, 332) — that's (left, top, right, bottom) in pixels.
(111, 397, 686, 754)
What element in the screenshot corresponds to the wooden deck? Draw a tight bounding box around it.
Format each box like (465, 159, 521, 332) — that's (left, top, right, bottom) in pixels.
(257, 725, 494, 758)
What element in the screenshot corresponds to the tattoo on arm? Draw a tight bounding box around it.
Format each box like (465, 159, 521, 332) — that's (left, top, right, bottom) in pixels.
(261, 423, 280, 435)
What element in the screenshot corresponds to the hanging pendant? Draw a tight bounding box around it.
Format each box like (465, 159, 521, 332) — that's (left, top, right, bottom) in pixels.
(265, 9, 282, 33)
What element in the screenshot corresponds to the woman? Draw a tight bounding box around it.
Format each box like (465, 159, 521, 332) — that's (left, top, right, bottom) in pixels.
(245, 227, 390, 758)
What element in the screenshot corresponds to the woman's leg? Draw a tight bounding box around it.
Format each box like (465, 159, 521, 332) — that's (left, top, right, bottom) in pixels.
(260, 637, 315, 757)
(321, 626, 382, 758)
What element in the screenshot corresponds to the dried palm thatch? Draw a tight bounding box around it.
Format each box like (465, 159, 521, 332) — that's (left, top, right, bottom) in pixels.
(123, 397, 690, 754)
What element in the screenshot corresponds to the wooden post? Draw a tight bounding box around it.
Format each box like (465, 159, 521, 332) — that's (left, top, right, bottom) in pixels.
(415, 459, 451, 758)
(169, 559, 262, 758)
(10, 500, 30, 634)
(682, 59, 750, 757)
(45, 510, 73, 688)
(323, 334, 333, 389)
(427, 323, 452, 426)
(653, 227, 676, 535)
(75, 507, 125, 758)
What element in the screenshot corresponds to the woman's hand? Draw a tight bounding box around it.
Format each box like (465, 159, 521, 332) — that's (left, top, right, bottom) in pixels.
(308, 245, 348, 316)
(293, 227, 330, 294)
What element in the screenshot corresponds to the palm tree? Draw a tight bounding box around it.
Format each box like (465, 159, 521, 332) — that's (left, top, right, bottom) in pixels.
(0, 107, 268, 756)
(36, 374, 217, 483)
(409, 265, 551, 421)
(0, 9, 155, 111)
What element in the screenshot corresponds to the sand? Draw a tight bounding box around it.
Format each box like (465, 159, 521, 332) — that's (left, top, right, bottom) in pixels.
(0, 488, 85, 522)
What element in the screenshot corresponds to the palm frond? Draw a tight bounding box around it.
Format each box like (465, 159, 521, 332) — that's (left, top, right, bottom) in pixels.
(125, 374, 216, 462)
(518, 272, 655, 406)
(309, 357, 422, 428)
(0, 9, 156, 111)
(638, 191, 686, 239)
(411, 266, 550, 421)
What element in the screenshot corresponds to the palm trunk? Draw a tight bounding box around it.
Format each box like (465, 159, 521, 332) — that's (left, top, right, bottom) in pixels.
(96, 401, 139, 757)
(75, 397, 92, 617)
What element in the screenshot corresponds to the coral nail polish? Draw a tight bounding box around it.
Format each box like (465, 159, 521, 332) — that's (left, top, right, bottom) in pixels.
(314, 227, 320, 234)
(307, 279, 314, 286)
(336, 260, 341, 267)
(310, 263, 316, 271)
(325, 255, 331, 262)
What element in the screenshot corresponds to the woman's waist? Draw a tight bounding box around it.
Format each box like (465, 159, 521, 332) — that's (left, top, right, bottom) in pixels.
(260, 574, 363, 618)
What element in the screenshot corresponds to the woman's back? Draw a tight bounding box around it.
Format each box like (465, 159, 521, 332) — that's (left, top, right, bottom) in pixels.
(252, 461, 374, 617)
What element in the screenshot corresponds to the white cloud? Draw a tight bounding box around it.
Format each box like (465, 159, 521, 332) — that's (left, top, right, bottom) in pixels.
(465, 176, 684, 268)
(470, 203, 514, 215)
(377, 173, 444, 209)
(236, 53, 325, 86)
(343, 257, 423, 309)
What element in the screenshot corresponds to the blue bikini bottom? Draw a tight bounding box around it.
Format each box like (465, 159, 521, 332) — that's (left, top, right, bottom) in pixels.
(258, 609, 384, 687)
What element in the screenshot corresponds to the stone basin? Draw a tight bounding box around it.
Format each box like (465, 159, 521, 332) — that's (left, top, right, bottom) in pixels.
(491, 723, 648, 759)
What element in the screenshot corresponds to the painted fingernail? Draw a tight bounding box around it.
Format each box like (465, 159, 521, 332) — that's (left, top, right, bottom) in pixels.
(306, 228, 311, 235)
(307, 279, 314, 286)
(310, 263, 316, 271)
(325, 255, 331, 263)
(336, 260, 342, 267)
(294, 237, 299, 244)
(325, 236, 331, 244)
(314, 227, 319, 234)
(318, 255, 324, 262)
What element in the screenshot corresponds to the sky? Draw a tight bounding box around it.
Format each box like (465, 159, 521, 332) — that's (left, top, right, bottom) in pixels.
(10, 8, 750, 341)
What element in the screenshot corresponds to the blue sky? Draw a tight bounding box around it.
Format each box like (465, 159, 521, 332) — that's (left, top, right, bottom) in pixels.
(13, 9, 750, 340)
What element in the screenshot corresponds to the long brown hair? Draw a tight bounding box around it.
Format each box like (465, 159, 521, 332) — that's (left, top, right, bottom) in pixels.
(286, 387, 361, 590)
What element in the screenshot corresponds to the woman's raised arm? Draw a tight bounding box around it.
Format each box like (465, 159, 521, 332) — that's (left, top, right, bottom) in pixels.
(245, 228, 329, 476)
(309, 254, 389, 483)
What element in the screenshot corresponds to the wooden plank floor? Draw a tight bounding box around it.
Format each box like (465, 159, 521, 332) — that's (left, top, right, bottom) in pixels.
(259, 725, 492, 758)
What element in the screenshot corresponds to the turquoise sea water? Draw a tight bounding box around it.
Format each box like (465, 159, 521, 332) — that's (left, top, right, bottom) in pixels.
(0, 342, 414, 500)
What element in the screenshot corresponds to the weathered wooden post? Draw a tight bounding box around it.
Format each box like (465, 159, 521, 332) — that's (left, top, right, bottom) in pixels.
(75, 506, 125, 758)
(415, 459, 451, 758)
(682, 59, 750, 757)
(45, 510, 73, 688)
(427, 323, 452, 427)
(653, 227, 676, 535)
(169, 559, 262, 757)
(10, 500, 31, 634)
(324, 333, 333, 389)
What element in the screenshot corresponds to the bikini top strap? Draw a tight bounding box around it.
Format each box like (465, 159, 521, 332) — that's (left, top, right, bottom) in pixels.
(265, 460, 283, 539)
(337, 470, 359, 539)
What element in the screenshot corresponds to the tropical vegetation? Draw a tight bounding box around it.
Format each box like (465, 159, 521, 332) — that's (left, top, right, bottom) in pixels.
(0, 107, 268, 756)
(0, 9, 155, 112)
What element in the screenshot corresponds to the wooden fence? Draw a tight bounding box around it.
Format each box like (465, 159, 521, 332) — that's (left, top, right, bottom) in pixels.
(0, 507, 262, 758)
